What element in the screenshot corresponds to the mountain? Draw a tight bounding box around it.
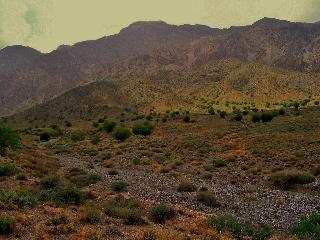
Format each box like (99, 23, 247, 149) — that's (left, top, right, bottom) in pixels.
(0, 21, 220, 116)
(12, 56, 320, 125)
(1, 18, 320, 117)
(0, 45, 43, 75)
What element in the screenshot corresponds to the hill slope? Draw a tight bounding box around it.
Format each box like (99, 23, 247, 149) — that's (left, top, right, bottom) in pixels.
(2, 18, 320, 116)
(13, 57, 320, 124)
(0, 22, 219, 116)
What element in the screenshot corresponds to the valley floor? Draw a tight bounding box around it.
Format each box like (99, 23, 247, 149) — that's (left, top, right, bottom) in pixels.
(1, 107, 320, 239)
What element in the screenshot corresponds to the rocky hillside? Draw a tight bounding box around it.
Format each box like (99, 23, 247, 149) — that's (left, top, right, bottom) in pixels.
(0, 45, 43, 75)
(190, 18, 320, 72)
(13, 57, 320, 125)
(2, 18, 320, 116)
(0, 22, 219, 116)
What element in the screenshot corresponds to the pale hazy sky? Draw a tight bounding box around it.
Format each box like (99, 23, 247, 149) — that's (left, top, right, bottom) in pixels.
(0, 0, 319, 52)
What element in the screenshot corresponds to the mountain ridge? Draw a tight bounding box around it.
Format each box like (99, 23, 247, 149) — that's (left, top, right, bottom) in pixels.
(1, 18, 320, 116)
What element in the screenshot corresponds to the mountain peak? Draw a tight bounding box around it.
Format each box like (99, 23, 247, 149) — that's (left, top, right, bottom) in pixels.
(253, 17, 291, 27)
(0, 45, 42, 55)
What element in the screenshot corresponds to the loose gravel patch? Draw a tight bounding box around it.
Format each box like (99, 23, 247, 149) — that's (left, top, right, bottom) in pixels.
(57, 154, 320, 230)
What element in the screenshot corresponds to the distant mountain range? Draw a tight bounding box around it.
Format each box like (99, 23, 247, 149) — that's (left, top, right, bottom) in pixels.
(1, 18, 320, 117)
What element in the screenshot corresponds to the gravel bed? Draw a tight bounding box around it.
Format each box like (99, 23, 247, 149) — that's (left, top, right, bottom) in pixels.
(57, 154, 320, 230)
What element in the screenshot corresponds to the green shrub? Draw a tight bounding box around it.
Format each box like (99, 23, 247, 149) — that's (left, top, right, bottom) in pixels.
(208, 107, 215, 115)
(289, 211, 320, 240)
(233, 113, 243, 121)
(270, 171, 315, 189)
(132, 157, 142, 165)
(251, 114, 261, 123)
(242, 110, 249, 116)
(40, 132, 50, 142)
(196, 191, 221, 208)
(206, 215, 272, 240)
(108, 169, 119, 175)
(183, 114, 191, 122)
(150, 203, 175, 223)
(0, 190, 37, 208)
(177, 179, 197, 192)
(132, 124, 153, 136)
(0, 162, 18, 176)
(219, 111, 227, 118)
(84, 149, 99, 156)
(0, 124, 20, 156)
(49, 125, 63, 137)
(111, 181, 128, 192)
(16, 174, 27, 181)
(103, 121, 117, 133)
(279, 108, 286, 115)
(40, 176, 61, 189)
(85, 208, 101, 224)
(213, 159, 227, 168)
(92, 122, 99, 128)
(0, 215, 15, 235)
(90, 136, 100, 145)
(146, 115, 153, 121)
(104, 196, 143, 225)
(65, 168, 100, 187)
(53, 144, 71, 154)
(114, 128, 131, 142)
(261, 113, 273, 122)
(70, 130, 85, 142)
(51, 184, 83, 206)
(65, 121, 72, 127)
(271, 110, 279, 117)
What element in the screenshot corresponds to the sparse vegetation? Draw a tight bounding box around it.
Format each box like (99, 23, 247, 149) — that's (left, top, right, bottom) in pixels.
(84, 208, 101, 224)
(40, 132, 50, 142)
(132, 123, 153, 136)
(0, 190, 38, 208)
(51, 184, 83, 206)
(150, 203, 175, 223)
(183, 114, 191, 122)
(0, 162, 18, 177)
(213, 159, 227, 168)
(196, 191, 221, 208)
(104, 196, 143, 225)
(270, 171, 315, 189)
(251, 114, 261, 123)
(289, 211, 320, 240)
(219, 111, 227, 118)
(111, 180, 128, 192)
(114, 127, 131, 141)
(208, 107, 215, 115)
(261, 113, 274, 122)
(40, 175, 61, 189)
(70, 130, 85, 142)
(90, 135, 100, 145)
(103, 120, 117, 133)
(65, 168, 100, 187)
(177, 179, 197, 192)
(0, 123, 19, 155)
(206, 215, 272, 240)
(0, 215, 15, 235)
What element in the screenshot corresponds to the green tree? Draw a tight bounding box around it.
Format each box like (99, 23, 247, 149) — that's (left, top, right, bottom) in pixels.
(0, 124, 20, 156)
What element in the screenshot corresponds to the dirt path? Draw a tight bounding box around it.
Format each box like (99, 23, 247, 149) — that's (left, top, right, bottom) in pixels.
(57, 154, 320, 230)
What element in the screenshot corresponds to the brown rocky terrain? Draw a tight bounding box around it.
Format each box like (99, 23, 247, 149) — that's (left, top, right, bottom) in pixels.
(11, 58, 320, 125)
(0, 22, 220, 116)
(2, 18, 320, 117)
